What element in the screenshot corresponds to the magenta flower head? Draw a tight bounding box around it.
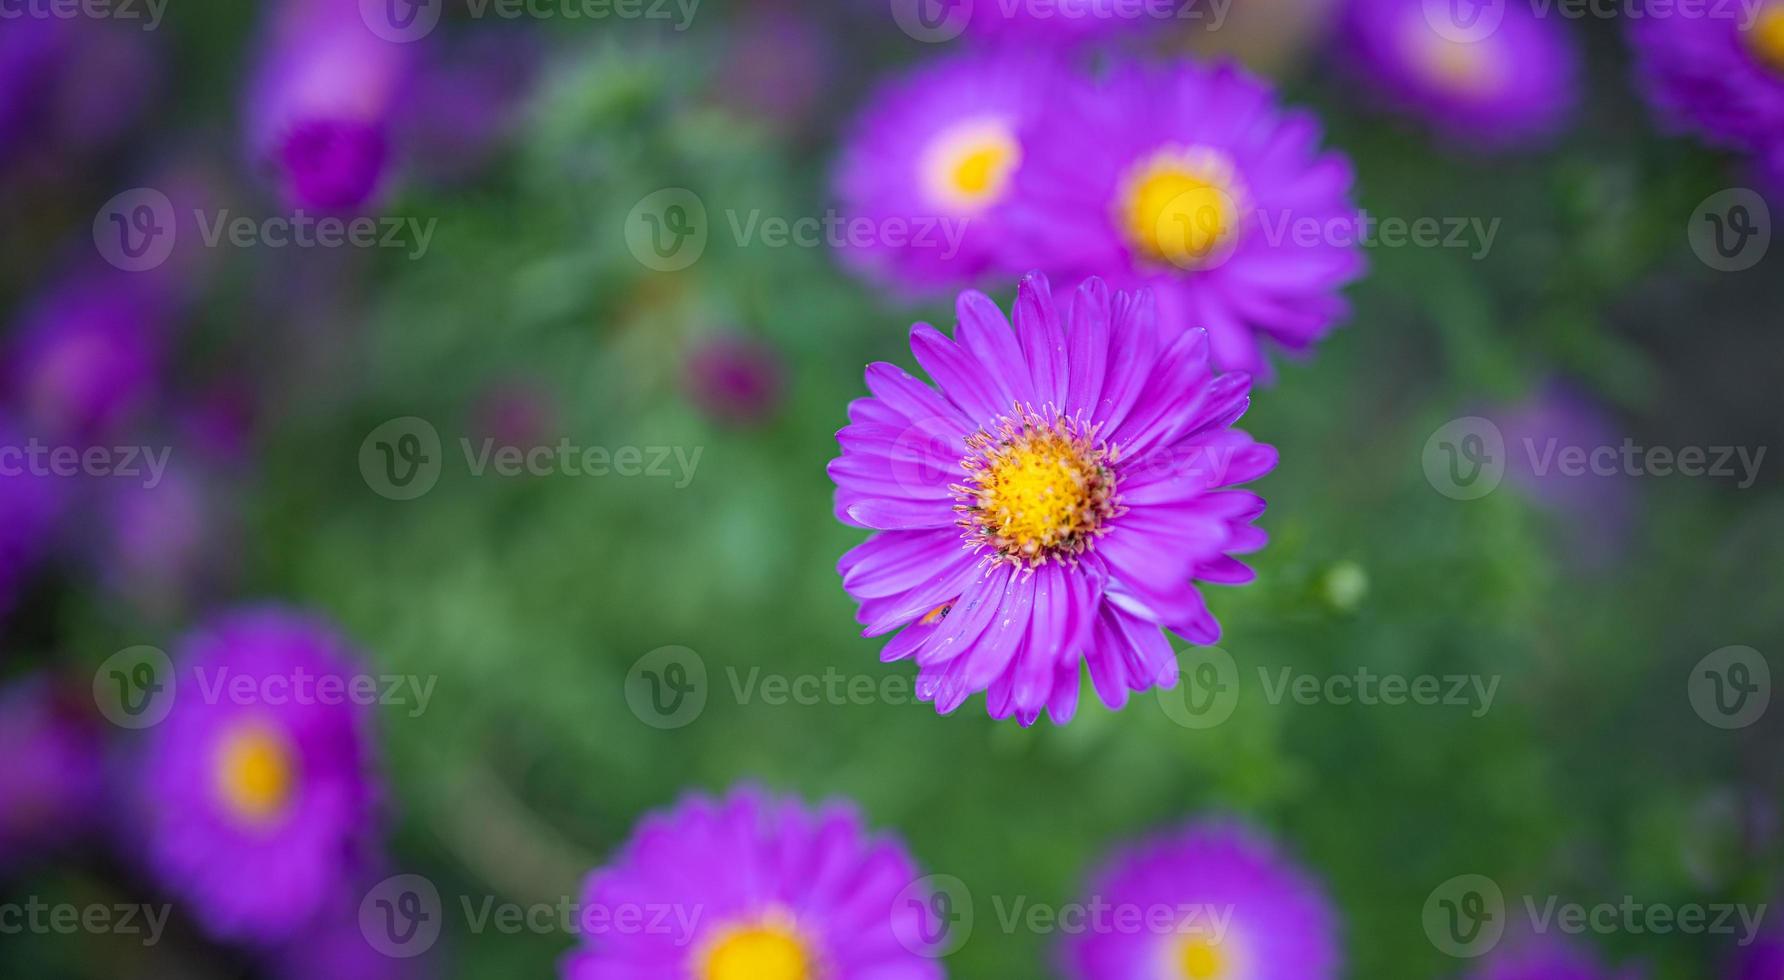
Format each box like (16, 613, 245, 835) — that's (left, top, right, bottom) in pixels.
(1466, 937, 1642, 980)
(4, 269, 165, 443)
(1730, 919, 1784, 979)
(1628, 0, 1784, 155)
(0, 676, 105, 866)
(561, 784, 942, 980)
(834, 52, 1053, 294)
(1339, 0, 1579, 148)
(1061, 819, 1340, 980)
(1009, 59, 1364, 377)
(246, 0, 415, 211)
(829, 274, 1275, 725)
(684, 333, 787, 427)
(140, 607, 380, 943)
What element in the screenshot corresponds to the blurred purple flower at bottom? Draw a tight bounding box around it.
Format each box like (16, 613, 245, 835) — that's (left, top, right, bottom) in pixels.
(0, 677, 104, 866)
(561, 785, 941, 980)
(141, 607, 381, 944)
(684, 334, 785, 427)
(271, 895, 426, 980)
(1339, 0, 1579, 147)
(1467, 937, 1642, 980)
(1061, 819, 1341, 980)
(5, 270, 166, 443)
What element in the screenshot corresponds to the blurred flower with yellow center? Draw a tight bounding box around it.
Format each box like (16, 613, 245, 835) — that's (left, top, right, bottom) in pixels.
(1116, 146, 1246, 269)
(1746, 5, 1784, 73)
(1403, 22, 1501, 94)
(213, 719, 297, 827)
(923, 117, 1022, 214)
(1177, 935, 1229, 980)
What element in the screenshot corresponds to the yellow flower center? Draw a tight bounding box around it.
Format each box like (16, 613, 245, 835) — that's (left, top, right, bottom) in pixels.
(957, 411, 1118, 567)
(1746, 6, 1784, 74)
(700, 921, 813, 980)
(922, 118, 1021, 213)
(1403, 19, 1500, 94)
(213, 720, 297, 828)
(1116, 147, 1245, 269)
(1179, 935, 1229, 980)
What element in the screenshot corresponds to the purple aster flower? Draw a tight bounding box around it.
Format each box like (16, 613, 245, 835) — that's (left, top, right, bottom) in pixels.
(246, 0, 416, 211)
(1008, 59, 1364, 377)
(401, 29, 539, 186)
(1628, 0, 1784, 155)
(0, 17, 68, 163)
(1466, 937, 1642, 980)
(140, 607, 380, 944)
(560, 784, 942, 980)
(834, 52, 1054, 294)
(829, 274, 1276, 725)
(1338, 0, 1579, 148)
(684, 333, 786, 427)
(5, 269, 165, 443)
(0, 676, 105, 866)
(0, 416, 63, 619)
(1060, 819, 1340, 980)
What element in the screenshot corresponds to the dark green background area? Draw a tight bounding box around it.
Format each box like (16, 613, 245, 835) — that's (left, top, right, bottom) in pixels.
(5, 4, 1783, 978)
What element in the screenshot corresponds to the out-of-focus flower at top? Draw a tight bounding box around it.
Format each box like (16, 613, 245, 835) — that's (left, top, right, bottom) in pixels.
(1629, 0, 1784, 157)
(1338, 0, 1579, 148)
(834, 52, 1055, 294)
(684, 333, 786, 428)
(560, 784, 943, 980)
(0, 415, 62, 620)
(714, 4, 835, 134)
(1184, 0, 1342, 76)
(270, 892, 427, 980)
(401, 29, 540, 187)
(246, 0, 417, 212)
(830, 275, 1275, 725)
(139, 607, 381, 944)
(4, 269, 166, 443)
(1490, 380, 1636, 567)
(1465, 937, 1643, 980)
(1008, 59, 1364, 378)
(1060, 819, 1341, 980)
(0, 17, 69, 165)
(0, 676, 105, 867)
(44, 21, 164, 156)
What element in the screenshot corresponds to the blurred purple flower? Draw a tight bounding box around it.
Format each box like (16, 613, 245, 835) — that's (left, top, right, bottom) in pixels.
(471, 378, 559, 450)
(1466, 936, 1642, 980)
(1628, 0, 1784, 157)
(0, 676, 105, 866)
(270, 895, 426, 980)
(716, 4, 834, 132)
(1061, 819, 1341, 980)
(93, 463, 232, 621)
(0, 19, 162, 167)
(1008, 58, 1364, 377)
(0, 17, 70, 163)
(560, 784, 942, 980)
(5, 269, 166, 443)
(140, 607, 381, 944)
(1730, 921, 1784, 979)
(402, 29, 539, 186)
(0, 415, 62, 619)
(246, 0, 417, 212)
(1340, 0, 1579, 148)
(1490, 380, 1636, 566)
(683, 333, 785, 427)
(834, 51, 1055, 294)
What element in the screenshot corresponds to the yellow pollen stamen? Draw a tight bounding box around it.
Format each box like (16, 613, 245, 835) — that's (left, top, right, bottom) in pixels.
(923, 118, 1021, 213)
(955, 409, 1120, 568)
(1179, 935, 1228, 980)
(700, 919, 813, 980)
(1402, 18, 1500, 94)
(213, 720, 297, 828)
(1116, 146, 1245, 270)
(1747, 6, 1784, 73)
